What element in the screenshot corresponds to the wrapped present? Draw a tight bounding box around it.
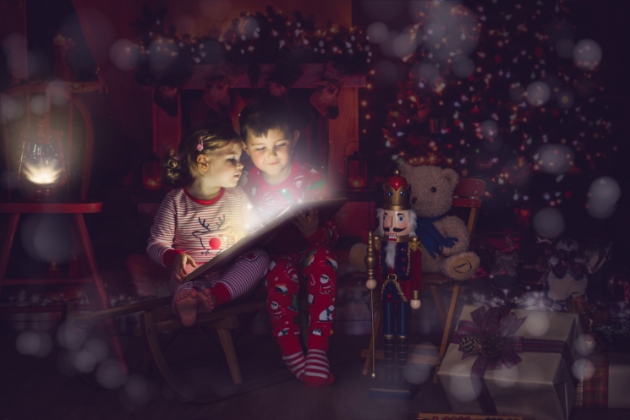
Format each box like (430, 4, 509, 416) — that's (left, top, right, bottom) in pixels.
(438, 305, 583, 420)
(575, 352, 630, 409)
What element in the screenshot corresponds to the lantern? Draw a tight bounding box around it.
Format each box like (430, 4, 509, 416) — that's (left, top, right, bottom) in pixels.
(142, 155, 162, 190)
(346, 150, 369, 190)
(514, 207, 531, 230)
(429, 117, 448, 134)
(17, 114, 67, 201)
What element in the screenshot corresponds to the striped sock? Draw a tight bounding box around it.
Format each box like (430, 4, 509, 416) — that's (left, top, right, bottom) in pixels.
(282, 351, 306, 380)
(302, 348, 334, 387)
(277, 335, 305, 381)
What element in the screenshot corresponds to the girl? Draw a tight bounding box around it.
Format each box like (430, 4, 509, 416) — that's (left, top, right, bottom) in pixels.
(147, 122, 269, 327)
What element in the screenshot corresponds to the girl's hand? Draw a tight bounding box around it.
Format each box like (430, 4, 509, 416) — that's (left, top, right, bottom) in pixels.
(293, 208, 319, 238)
(172, 253, 198, 283)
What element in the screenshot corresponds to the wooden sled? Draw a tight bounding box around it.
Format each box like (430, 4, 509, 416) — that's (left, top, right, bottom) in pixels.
(70, 294, 294, 403)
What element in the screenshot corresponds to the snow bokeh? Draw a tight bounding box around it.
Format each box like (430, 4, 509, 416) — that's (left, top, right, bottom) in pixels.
(533, 207, 566, 239)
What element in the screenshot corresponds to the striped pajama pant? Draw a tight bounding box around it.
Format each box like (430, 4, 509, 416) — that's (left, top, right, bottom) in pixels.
(169, 248, 269, 304)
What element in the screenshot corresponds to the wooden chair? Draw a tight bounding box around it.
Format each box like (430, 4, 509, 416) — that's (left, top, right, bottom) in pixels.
(424, 178, 485, 382)
(0, 83, 127, 372)
(361, 178, 485, 382)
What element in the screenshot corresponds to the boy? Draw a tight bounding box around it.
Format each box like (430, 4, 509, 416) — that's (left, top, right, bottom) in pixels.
(239, 97, 338, 387)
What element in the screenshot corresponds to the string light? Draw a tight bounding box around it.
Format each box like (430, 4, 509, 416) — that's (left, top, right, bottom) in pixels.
(133, 5, 369, 86)
(357, 0, 613, 209)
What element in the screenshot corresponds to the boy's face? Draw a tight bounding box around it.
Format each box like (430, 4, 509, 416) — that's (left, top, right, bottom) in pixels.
(244, 127, 298, 184)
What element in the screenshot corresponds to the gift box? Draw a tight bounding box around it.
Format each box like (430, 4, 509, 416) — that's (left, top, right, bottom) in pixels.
(438, 305, 583, 420)
(575, 352, 630, 409)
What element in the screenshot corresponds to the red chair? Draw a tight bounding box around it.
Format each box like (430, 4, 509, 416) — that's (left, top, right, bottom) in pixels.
(0, 83, 127, 373)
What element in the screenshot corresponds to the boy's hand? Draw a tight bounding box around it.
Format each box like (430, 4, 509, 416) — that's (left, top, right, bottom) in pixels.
(293, 208, 319, 238)
(172, 253, 198, 283)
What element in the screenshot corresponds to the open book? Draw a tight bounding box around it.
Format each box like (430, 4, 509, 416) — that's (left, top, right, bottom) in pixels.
(184, 197, 347, 283)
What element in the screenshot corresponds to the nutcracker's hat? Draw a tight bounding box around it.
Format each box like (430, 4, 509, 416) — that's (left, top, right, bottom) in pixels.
(382, 169, 411, 211)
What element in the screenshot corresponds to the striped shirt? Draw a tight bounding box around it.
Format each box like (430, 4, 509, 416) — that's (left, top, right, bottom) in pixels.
(147, 187, 263, 268)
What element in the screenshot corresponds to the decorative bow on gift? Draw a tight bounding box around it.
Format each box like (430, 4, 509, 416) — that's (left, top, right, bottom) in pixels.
(453, 306, 526, 370)
(546, 246, 587, 280)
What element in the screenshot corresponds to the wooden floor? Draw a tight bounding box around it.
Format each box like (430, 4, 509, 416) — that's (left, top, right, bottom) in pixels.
(1, 328, 629, 420)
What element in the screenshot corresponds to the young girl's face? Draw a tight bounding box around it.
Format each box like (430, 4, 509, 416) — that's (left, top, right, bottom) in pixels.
(201, 142, 244, 188)
(244, 127, 298, 185)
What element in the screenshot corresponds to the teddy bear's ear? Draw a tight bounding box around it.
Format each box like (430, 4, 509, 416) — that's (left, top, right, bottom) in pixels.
(399, 162, 412, 178)
(442, 168, 459, 190)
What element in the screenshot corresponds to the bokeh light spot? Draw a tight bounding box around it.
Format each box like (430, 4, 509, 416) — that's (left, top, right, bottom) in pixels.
(95, 358, 127, 389)
(572, 358, 595, 381)
(573, 39, 602, 71)
(29, 95, 49, 116)
(524, 311, 550, 337)
(109, 39, 141, 72)
(536, 144, 574, 175)
(526, 81, 551, 107)
(533, 208, 565, 239)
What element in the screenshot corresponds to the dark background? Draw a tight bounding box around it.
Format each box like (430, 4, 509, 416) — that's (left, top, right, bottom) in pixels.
(1, 0, 629, 272)
(351, 0, 630, 260)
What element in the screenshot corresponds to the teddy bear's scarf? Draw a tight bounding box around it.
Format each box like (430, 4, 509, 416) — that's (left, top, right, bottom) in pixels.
(415, 214, 459, 258)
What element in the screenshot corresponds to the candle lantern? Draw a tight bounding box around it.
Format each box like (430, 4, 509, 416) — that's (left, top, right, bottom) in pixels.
(514, 207, 531, 230)
(346, 150, 369, 190)
(429, 117, 448, 134)
(17, 114, 67, 201)
(142, 155, 162, 190)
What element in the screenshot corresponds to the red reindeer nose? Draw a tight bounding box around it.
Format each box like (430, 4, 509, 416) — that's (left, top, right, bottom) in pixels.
(209, 238, 222, 250)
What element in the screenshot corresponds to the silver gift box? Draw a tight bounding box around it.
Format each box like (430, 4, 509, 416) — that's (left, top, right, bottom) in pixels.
(438, 305, 583, 420)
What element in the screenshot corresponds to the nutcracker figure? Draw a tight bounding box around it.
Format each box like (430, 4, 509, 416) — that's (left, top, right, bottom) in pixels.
(366, 169, 422, 390)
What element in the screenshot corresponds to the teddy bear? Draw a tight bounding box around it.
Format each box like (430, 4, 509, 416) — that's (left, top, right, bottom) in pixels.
(350, 164, 480, 281)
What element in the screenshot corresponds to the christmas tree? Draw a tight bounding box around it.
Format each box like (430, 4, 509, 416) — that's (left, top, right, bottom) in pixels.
(359, 0, 616, 223)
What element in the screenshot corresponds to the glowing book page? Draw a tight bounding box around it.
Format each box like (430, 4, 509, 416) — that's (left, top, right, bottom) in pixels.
(184, 197, 347, 283)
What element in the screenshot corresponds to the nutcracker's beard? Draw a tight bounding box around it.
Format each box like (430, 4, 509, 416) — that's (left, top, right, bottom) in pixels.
(384, 241, 397, 270)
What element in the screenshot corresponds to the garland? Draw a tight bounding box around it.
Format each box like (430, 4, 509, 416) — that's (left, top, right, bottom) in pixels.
(130, 4, 370, 87)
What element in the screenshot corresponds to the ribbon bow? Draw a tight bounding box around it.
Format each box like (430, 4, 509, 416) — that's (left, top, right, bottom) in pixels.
(453, 306, 526, 370)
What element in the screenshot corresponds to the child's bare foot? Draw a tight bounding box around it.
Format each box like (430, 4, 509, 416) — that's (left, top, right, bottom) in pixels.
(175, 289, 199, 327)
(197, 288, 215, 314)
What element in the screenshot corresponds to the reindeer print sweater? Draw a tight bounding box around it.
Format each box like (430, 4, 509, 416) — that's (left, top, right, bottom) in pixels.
(147, 187, 263, 269)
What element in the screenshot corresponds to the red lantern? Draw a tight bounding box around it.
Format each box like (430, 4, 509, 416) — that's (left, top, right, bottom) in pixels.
(429, 117, 447, 134)
(346, 151, 369, 190)
(514, 208, 531, 230)
(142, 160, 162, 190)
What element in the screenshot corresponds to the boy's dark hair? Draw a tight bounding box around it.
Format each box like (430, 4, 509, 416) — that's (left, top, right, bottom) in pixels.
(239, 96, 293, 141)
